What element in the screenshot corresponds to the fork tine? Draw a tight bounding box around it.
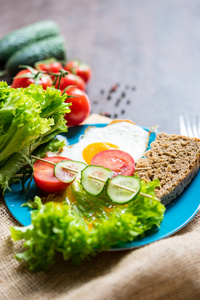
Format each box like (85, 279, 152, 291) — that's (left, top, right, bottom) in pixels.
(179, 115, 200, 138)
(192, 115, 200, 139)
(186, 115, 194, 137)
(179, 115, 188, 136)
(197, 116, 200, 139)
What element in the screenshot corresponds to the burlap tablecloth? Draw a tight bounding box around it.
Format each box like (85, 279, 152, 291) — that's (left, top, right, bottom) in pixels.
(1, 115, 200, 300)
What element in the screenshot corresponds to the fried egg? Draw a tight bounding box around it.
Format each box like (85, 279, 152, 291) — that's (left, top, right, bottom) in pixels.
(61, 120, 149, 164)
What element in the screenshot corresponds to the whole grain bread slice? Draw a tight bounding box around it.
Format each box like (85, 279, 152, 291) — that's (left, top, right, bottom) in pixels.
(136, 132, 200, 205)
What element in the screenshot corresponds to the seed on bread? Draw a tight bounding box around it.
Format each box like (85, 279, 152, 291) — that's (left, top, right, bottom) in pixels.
(136, 132, 200, 205)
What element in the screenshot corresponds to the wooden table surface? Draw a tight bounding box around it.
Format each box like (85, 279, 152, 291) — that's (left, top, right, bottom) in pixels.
(1, 0, 200, 134)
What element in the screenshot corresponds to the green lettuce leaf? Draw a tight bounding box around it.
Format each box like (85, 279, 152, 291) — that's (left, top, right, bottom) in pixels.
(32, 138, 65, 158)
(0, 82, 70, 193)
(10, 179, 165, 271)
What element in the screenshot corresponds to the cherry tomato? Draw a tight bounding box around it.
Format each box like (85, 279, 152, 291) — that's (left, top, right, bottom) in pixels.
(91, 150, 135, 177)
(35, 58, 63, 74)
(64, 60, 92, 83)
(11, 69, 52, 90)
(33, 156, 72, 194)
(55, 73, 86, 91)
(63, 86, 91, 126)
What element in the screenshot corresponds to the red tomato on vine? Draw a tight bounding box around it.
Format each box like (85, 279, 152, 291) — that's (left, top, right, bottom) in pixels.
(64, 60, 91, 83)
(11, 68, 52, 89)
(55, 73, 86, 91)
(35, 58, 63, 74)
(62, 86, 91, 126)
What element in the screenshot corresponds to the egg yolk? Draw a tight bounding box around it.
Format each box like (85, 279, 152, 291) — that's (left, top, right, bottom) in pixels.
(82, 142, 119, 164)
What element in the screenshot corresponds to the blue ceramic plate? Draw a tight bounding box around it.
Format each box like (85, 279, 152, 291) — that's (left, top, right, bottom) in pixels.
(4, 124, 200, 250)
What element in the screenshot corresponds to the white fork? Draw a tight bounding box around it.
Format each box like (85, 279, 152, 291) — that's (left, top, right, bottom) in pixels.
(179, 115, 200, 138)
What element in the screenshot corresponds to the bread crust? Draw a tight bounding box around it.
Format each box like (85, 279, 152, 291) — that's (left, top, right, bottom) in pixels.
(136, 133, 200, 205)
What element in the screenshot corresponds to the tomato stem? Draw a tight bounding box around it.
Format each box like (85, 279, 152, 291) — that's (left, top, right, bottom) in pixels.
(17, 65, 69, 90)
(49, 69, 68, 89)
(62, 85, 77, 95)
(17, 65, 50, 85)
(58, 69, 68, 89)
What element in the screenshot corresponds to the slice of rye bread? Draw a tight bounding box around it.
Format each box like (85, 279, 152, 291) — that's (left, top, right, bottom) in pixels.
(136, 132, 200, 205)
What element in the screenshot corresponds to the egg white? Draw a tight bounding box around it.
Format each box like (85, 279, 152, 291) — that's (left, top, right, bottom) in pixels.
(61, 121, 149, 163)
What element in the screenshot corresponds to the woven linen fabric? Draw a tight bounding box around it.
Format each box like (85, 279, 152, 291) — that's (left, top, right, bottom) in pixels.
(1, 197, 200, 300)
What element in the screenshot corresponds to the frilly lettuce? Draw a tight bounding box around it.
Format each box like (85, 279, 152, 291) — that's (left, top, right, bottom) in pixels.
(0, 82, 70, 193)
(10, 179, 165, 271)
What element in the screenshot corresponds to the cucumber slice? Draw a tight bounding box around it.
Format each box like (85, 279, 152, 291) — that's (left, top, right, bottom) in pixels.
(54, 160, 87, 183)
(81, 165, 112, 196)
(106, 176, 141, 204)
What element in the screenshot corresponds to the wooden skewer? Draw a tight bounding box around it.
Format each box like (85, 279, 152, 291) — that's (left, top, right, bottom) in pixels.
(31, 155, 160, 201)
(31, 155, 79, 173)
(31, 155, 152, 172)
(114, 183, 159, 200)
(88, 174, 160, 201)
(14, 167, 151, 177)
(88, 174, 105, 182)
(13, 174, 25, 178)
(31, 155, 55, 165)
(88, 174, 136, 193)
(135, 167, 151, 171)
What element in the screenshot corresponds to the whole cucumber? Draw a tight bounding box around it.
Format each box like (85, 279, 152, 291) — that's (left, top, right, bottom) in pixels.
(0, 20, 60, 67)
(6, 36, 67, 76)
